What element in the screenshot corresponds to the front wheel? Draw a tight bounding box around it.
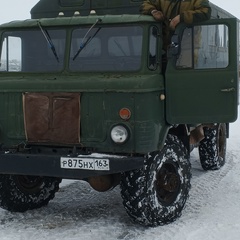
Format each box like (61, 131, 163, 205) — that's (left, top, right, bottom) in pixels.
(0, 174, 61, 212)
(199, 123, 226, 170)
(120, 135, 191, 226)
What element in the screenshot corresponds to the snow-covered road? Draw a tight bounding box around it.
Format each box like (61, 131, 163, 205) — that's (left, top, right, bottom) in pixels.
(0, 115, 239, 240)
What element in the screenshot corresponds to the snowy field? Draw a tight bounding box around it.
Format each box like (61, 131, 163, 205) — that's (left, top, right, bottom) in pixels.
(0, 112, 239, 240)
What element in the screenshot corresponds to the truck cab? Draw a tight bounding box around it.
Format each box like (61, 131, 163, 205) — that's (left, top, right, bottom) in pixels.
(0, 0, 238, 226)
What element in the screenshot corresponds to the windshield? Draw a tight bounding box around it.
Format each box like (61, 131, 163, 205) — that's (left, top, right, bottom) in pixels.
(0, 29, 66, 72)
(0, 25, 143, 73)
(70, 25, 143, 72)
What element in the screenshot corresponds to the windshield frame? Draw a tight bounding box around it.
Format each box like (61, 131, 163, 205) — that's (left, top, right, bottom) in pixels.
(0, 15, 158, 74)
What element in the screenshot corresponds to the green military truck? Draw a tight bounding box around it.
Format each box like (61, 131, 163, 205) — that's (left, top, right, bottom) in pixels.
(0, 0, 238, 226)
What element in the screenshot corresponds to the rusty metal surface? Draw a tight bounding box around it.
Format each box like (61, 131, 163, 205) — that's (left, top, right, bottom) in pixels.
(23, 92, 80, 144)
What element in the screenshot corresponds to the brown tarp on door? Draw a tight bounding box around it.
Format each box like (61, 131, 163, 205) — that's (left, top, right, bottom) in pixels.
(23, 92, 80, 144)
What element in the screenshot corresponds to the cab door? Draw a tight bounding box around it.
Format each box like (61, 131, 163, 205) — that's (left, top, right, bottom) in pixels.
(165, 18, 239, 124)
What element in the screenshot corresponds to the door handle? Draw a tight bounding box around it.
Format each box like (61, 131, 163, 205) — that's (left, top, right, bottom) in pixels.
(221, 88, 235, 92)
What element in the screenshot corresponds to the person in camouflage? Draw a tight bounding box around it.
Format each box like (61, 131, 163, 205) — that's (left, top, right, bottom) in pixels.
(140, 0, 211, 50)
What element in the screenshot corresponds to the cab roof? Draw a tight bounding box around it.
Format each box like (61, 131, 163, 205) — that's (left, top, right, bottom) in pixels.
(30, 0, 236, 20)
(31, 0, 142, 19)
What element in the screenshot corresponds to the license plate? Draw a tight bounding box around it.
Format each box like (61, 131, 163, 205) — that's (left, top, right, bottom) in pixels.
(60, 157, 110, 171)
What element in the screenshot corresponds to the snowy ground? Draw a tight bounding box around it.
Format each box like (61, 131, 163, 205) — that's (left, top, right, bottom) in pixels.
(0, 117, 240, 239)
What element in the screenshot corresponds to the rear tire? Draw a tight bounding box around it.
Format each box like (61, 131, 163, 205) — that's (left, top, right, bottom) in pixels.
(120, 135, 191, 226)
(0, 174, 61, 212)
(199, 123, 226, 170)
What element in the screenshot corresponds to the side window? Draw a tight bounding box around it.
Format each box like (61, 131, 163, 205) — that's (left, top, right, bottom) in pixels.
(0, 36, 22, 72)
(148, 26, 158, 70)
(195, 25, 229, 69)
(176, 24, 229, 69)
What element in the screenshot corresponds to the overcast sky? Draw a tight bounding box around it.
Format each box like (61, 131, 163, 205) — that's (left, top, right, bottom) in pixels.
(0, 0, 239, 24)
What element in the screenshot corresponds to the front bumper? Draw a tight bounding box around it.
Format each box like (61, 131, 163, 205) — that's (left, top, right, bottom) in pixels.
(0, 152, 144, 179)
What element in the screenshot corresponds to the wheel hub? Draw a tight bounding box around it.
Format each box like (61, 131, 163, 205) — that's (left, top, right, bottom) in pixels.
(16, 176, 44, 193)
(155, 163, 180, 204)
(158, 173, 179, 192)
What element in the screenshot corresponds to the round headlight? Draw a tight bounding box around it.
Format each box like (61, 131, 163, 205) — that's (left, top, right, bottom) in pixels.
(111, 125, 128, 144)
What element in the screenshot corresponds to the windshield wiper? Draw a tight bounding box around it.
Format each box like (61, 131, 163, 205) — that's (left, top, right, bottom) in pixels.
(73, 18, 102, 61)
(38, 21, 59, 63)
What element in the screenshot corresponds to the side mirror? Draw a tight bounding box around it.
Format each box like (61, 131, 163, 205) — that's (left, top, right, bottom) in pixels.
(169, 23, 186, 57)
(170, 34, 181, 56)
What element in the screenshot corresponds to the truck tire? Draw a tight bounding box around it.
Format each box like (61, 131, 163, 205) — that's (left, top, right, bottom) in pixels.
(199, 123, 226, 170)
(0, 174, 61, 212)
(120, 134, 191, 226)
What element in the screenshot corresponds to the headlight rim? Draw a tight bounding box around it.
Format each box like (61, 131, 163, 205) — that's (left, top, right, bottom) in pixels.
(110, 124, 130, 145)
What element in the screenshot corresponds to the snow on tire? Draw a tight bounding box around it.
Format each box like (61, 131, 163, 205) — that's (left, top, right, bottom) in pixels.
(0, 174, 61, 212)
(120, 134, 191, 227)
(199, 123, 226, 171)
